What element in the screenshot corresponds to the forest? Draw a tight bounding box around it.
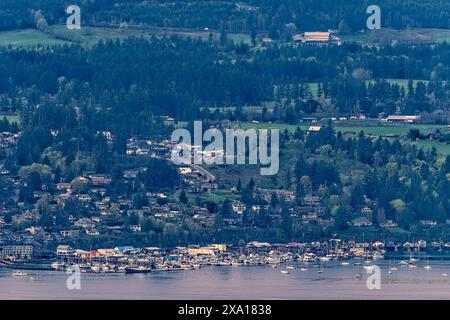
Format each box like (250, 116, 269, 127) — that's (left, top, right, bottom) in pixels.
(0, 0, 449, 33)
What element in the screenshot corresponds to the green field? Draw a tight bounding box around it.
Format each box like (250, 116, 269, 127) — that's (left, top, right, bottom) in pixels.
(201, 189, 241, 202)
(412, 140, 450, 156)
(342, 28, 450, 44)
(238, 121, 447, 135)
(0, 25, 252, 49)
(0, 115, 19, 123)
(237, 122, 450, 156)
(0, 29, 71, 48)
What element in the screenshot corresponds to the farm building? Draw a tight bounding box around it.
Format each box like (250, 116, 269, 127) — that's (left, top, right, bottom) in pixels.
(386, 115, 421, 123)
(293, 32, 341, 45)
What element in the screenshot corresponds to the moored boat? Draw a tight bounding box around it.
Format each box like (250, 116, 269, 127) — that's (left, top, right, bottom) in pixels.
(125, 266, 152, 274)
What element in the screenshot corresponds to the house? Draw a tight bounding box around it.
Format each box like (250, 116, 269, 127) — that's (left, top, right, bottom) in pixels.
(88, 174, 112, 186)
(235, 2, 258, 11)
(56, 245, 73, 256)
(0, 245, 33, 259)
(419, 220, 437, 226)
(361, 207, 373, 215)
(308, 126, 322, 132)
(303, 196, 321, 206)
(380, 220, 398, 228)
(56, 183, 71, 192)
(60, 230, 80, 238)
(232, 201, 246, 214)
(129, 224, 142, 232)
(351, 217, 373, 227)
(187, 246, 218, 256)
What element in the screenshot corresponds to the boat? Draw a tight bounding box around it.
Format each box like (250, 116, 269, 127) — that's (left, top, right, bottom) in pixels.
(125, 266, 152, 274)
(280, 269, 290, 274)
(300, 268, 308, 271)
(12, 271, 28, 277)
(319, 257, 330, 262)
(50, 262, 65, 271)
(389, 260, 399, 272)
(90, 265, 101, 273)
(363, 265, 376, 271)
(424, 257, 432, 271)
(286, 265, 296, 270)
(341, 262, 350, 266)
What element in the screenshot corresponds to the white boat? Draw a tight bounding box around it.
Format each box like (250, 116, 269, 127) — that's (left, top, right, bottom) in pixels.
(281, 269, 290, 274)
(424, 257, 432, 270)
(442, 273, 448, 277)
(300, 268, 308, 271)
(341, 261, 350, 266)
(286, 265, 296, 270)
(91, 265, 101, 273)
(51, 262, 65, 270)
(12, 271, 28, 277)
(363, 265, 376, 271)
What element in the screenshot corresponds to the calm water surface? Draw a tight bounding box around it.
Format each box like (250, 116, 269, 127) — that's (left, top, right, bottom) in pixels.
(1, 260, 450, 299)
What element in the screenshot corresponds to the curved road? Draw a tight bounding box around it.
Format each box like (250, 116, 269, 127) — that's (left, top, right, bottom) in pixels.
(188, 163, 216, 182)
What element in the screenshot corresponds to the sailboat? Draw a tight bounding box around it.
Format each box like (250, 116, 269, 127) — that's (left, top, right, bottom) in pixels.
(389, 259, 399, 272)
(424, 257, 432, 271)
(317, 260, 324, 274)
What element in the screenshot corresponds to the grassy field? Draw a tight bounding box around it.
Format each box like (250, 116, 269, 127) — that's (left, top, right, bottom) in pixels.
(200, 189, 241, 202)
(0, 114, 19, 123)
(0, 25, 252, 49)
(0, 29, 71, 48)
(412, 140, 450, 156)
(238, 121, 447, 135)
(237, 121, 450, 156)
(342, 28, 450, 44)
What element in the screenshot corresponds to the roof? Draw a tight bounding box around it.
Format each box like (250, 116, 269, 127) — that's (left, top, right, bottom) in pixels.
(386, 115, 420, 120)
(304, 32, 330, 42)
(308, 126, 322, 132)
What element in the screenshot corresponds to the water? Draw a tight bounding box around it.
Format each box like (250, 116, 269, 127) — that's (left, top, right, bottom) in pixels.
(1, 260, 450, 299)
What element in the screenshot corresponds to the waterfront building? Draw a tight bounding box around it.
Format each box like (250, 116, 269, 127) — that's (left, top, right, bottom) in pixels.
(0, 245, 33, 259)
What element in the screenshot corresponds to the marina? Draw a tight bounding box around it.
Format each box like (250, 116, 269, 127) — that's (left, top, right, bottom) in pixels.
(2, 259, 450, 300)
